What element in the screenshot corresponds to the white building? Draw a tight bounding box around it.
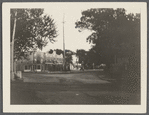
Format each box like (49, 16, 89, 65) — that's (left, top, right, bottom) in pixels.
(70, 55, 81, 70)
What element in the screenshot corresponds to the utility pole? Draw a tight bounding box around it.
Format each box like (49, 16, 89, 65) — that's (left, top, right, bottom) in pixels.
(62, 14, 66, 71)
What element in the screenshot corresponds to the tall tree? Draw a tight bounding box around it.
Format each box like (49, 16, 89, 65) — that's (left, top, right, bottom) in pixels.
(11, 9, 58, 80)
(75, 8, 140, 65)
(11, 9, 58, 60)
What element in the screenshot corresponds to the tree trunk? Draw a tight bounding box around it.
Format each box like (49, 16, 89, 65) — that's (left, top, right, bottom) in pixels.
(11, 10, 17, 81)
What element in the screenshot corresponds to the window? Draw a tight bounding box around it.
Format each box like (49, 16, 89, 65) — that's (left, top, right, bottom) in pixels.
(37, 65, 40, 69)
(25, 65, 30, 70)
(25, 65, 28, 70)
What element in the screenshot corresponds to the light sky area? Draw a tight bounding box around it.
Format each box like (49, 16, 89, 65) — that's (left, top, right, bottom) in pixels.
(41, 3, 141, 52)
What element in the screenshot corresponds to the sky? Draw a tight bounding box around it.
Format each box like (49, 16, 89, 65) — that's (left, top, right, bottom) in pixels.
(41, 3, 141, 52)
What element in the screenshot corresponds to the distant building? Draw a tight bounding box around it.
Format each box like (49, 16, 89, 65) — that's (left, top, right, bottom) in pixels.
(70, 55, 81, 70)
(16, 50, 63, 72)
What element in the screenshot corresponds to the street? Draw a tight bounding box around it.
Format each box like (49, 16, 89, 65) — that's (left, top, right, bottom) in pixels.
(11, 70, 140, 104)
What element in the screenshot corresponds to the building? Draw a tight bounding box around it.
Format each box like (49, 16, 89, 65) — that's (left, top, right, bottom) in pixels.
(70, 55, 81, 70)
(16, 50, 63, 72)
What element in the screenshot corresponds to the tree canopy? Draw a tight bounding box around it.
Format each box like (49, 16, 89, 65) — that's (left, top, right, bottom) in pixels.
(76, 49, 100, 66)
(75, 8, 140, 65)
(48, 49, 73, 64)
(11, 9, 58, 59)
(76, 49, 87, 63)
(49, 49, 54, 54)
(55, 49, 63, 55)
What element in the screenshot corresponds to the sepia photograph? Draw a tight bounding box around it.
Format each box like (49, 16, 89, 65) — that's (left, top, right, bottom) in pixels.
(3, 2, 147, 113)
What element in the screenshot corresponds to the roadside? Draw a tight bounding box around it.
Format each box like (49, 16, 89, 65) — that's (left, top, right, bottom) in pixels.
(22, 70, 110, 85)
(20, 69, 103, 74)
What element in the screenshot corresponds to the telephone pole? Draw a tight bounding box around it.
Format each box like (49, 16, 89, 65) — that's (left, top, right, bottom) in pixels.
(62, 14, 66, 71)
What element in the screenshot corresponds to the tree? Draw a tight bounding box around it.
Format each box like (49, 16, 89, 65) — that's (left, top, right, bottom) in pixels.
(49, 49, 54, 54)
(65, 49, 73, 65)
(11, 9, 58, 60)
(76, 49, 100, 69)
(55, 49, 63, 55)
(48, 49, 72, 71)
(76, 49, 87, 63)
(75, 8, 140, 66)
(48, 49, 63, 55)
(11, 9, 58, 80)
(54, 49, 73, 64)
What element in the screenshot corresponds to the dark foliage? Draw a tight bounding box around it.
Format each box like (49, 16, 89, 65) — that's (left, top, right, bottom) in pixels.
(55, 49, 63, 55)
(75, 8, 140, 65)
(49, 49, 53, 54)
